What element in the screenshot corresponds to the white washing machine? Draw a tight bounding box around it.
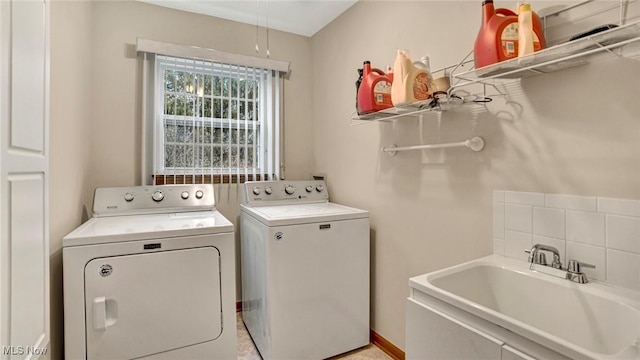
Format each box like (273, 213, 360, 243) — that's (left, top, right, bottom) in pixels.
(240, 180, 370, 360)
(63, 184, 237, 360)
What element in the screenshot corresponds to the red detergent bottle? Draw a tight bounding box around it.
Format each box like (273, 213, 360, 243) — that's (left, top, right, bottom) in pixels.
(474, 0, 546, 69)
(357, 61, 393, 114)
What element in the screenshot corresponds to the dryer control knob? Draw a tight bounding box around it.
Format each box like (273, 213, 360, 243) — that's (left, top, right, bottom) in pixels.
(124, 192, 134, 202)
(195, 190, 204, 199)
(181, 191, 189, 200)
(265, 187, 273, 195)
(316, 185, 325, 192)
(285, 185, 295, 195)
(305, 185, 313, 193)
(253, 187, 261, 196)
(151, 190, 164, 202)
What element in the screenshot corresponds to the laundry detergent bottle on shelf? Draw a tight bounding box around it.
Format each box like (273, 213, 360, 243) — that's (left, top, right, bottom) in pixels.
(391, 50, 433, 107)
(413, 56, 434, 101)
(473, 0, 546, 69)
(518, 3, 535, 57)
(357, 61, 393, 114)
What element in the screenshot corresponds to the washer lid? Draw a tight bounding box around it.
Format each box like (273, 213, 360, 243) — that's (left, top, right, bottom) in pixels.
(241, 202, 369, 226)
(63, 211, 233, 247)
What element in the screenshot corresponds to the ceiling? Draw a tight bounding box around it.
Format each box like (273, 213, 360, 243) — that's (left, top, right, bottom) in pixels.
(139, 0, 359, 37)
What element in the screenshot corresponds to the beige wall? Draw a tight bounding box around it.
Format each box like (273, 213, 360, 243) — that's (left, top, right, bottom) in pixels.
(88, 0, 313, 299)
(89, 0, 313, 189)
(311, 0, 640, 349)
(49, 2, 312, 358)
(49, 0, 640, 357)
(50, 1, 94, 359)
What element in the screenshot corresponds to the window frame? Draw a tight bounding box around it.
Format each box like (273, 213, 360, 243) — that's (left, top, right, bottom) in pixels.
(138, 39, 289, 186)
(154, 56, 264, 177)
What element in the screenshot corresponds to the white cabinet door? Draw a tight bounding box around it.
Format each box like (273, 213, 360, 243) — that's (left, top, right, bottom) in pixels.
(406, 298, 503, 360)
(0, 0, 50, 359)
(502, 345, 538, 360)
(84, 247, 222, 360)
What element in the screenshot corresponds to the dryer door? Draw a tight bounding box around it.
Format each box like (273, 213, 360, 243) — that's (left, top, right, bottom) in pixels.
(84, 247, 222, 360)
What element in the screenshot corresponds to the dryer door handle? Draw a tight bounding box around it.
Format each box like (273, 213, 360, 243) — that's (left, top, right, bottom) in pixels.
(93, 297, 118, 331)
(93, 296, 107, 330)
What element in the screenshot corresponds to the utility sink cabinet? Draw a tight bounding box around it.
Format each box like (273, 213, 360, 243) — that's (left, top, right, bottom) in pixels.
(405, 291, 571, 360)
(406, 298, 502, 359)
(503, 345, 537, 360)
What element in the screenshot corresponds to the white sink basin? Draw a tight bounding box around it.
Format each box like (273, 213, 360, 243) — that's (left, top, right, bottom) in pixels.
(409, 255, 640, 359)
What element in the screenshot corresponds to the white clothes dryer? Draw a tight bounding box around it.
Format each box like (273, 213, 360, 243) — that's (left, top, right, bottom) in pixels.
(63, 185, 236, 360)
(240, 180, 370, 360)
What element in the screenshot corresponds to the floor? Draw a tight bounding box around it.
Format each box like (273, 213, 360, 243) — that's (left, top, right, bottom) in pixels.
(236, 313, 393, 360)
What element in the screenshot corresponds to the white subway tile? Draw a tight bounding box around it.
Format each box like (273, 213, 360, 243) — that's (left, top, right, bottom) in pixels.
(545, 194, 597, 212)
(566, 242, 606, 281)
(598, 198, 640, 217)
(606, 215, 640, 254)
(505, 204, 532, 233)
(493, 191, 640, 289)
(566, 210, 605, 247)
(505, 230, 532, 262)
(533, 207, 565, 239)
(505, 191, 545, 206)
(532, 235, 567, 267)
(607, 249, 640, 291)
(494, 203, 505, 239)
(494, 238, 505, 256)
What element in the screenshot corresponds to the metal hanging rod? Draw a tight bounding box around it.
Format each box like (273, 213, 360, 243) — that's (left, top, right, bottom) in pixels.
(382, 136, 485, 156)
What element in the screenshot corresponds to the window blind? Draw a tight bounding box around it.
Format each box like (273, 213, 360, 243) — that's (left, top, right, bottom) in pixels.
(140, 46, 285, 186)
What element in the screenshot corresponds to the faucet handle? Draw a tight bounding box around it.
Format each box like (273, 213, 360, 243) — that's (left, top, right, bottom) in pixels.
(567, 259, 596, 273)
(534, 252, 547, 265)
(524, 248, 533, 262)
(524, 248, 547, 265)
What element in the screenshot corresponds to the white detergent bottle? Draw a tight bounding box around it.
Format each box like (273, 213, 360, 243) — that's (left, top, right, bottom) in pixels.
(391, 51, 434, 107)
(518, 3, 534, 58)
(391, 49, 414, 107)
(411, 56, 433, 103)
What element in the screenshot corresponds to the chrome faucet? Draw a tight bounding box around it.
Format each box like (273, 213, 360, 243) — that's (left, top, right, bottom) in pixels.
(525, 244, 562, 269)
(524, 244, 597, 284)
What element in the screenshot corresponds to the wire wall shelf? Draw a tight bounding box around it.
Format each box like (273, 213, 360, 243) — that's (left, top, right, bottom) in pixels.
(350, 88, 500, 125)
(352, 100, 439, 122)
(455, 20, 640, 83)
(351, 0, 639, 154)
(351, 1, 640, 124)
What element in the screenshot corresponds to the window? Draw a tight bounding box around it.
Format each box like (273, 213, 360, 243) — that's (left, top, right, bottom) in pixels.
(138, 39, 288, 185)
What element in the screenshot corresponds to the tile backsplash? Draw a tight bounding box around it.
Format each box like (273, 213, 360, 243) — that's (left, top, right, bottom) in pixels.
(494, 190, 640, 291)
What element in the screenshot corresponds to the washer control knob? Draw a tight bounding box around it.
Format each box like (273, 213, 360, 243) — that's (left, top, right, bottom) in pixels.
(316, 185, 325, 192)
(195, 190, 204, 199)
(151, 190, 164, 202)
(253, 187, 261, 196)
(181, 191, 189, 200)
(285, 185, 295, 195)
(305, 185, 313, 193)
(265, 187, 273, 195)
(124, 192, 134, 202)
